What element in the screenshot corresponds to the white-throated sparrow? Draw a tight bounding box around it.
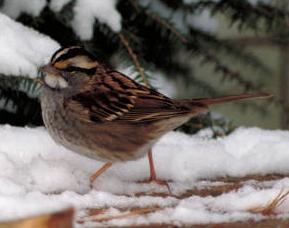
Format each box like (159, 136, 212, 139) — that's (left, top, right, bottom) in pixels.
(39, 46, 271, 191)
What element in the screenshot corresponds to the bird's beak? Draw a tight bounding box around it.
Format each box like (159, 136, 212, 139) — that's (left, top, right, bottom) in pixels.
(38, 64, 69, 88)
(37, 65, 55, 85)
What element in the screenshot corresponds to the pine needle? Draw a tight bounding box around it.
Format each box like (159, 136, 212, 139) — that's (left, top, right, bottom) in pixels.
(79, 207, 161, 223)
(128, 0, 187, 44)
(248, 189, 289, 215)
(117, 33, 149, 87)
(145, 12, 188, 44)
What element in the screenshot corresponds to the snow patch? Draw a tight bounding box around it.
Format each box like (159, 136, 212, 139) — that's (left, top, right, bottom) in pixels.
(1, 0, 46, 19)
(72, 0, 122, 40)
(49, 0, 72, 12)
(1, 0, 122, 42)
(0, 13, 59, 77)
(0, 126, 288, 225)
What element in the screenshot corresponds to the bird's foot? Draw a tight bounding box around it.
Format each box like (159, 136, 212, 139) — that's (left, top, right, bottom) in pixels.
(141, 150, 172, 195)
(139, 178, 172, 195)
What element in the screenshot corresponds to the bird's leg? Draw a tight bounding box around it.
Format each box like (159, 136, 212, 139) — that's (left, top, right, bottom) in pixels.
(146, 149, 171, 194)
(148, 149, 157, 180)
(90, 162, 112, 185)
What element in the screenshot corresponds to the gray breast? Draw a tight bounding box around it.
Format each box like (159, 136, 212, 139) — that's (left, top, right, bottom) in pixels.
(40, 88, 120, 162)
(39, 88, 178, 163)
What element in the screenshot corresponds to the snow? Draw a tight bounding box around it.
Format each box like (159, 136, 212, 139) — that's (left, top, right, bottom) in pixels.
(1, 0, 122, 41)
(0, 125, 289, 225)
(72, 0, 122, 40)
(49, 0, 72, 12)
(0, 1, 286, 225)
(188, 10, 218, 33)
(0, 0, 219, 43)
(0, 0, 46, 19)
(0, 13, 59, 77)
(140, 0, 218, 34)
(0, 0, 122, 76)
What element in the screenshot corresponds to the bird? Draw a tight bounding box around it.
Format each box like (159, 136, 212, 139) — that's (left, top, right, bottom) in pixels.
(39, 46, 271, 192)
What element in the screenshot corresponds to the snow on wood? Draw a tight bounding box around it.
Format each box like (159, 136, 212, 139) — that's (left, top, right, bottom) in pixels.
(0, 125, 289, 226)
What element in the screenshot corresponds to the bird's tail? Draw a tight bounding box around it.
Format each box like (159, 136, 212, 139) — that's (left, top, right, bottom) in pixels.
(192, 92, 272, 106)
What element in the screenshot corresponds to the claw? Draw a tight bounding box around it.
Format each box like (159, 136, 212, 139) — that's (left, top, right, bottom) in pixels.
(141, 149, 172, 194)
(140, 178, 172, 194)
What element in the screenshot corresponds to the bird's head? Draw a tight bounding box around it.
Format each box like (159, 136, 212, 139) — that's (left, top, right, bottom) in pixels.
(39, 46, 100, 90)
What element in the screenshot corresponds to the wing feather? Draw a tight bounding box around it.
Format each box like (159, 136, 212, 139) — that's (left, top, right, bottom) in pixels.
(65, 71, 191, 123)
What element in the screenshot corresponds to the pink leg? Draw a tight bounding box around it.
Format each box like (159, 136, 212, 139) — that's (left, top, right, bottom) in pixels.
(90, 162, 112, 184)
(145, 149, 171, 194)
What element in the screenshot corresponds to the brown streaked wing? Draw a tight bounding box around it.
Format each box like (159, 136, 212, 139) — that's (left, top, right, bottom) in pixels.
(64, 70, 140, 122)
(117, 91, 192, 122)
(64, 70, 191, 123)
(108, 72, 193, 122)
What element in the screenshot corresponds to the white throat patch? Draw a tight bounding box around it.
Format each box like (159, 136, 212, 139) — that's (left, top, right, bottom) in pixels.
(44, 75, 68, 89)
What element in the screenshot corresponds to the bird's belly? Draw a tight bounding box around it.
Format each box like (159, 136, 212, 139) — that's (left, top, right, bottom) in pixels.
(46, 121, 153, 162)
(41, 98, 152, 162)
(40, 90, 192, 162)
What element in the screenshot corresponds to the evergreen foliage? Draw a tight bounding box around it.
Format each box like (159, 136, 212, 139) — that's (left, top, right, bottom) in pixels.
(0, 0, 288, 132)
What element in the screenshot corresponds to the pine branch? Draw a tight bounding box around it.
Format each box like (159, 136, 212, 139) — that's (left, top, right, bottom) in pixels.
(18, 7, 80, 46)
(143, 7, 270, 74)
(191, 77, 220, 96)
(184, 0, 289, 31)
(0, 87, 42, 126)
(0, 75, 42, 96)
(192, 47, 260, 91)
(188, 28, 271, 74)
(128, 0, 265, 92)
(117, 32, 149, 86)
(0, 75, 43, 126)
(0, 0, 279, 128)
(145, 11, 188, 44)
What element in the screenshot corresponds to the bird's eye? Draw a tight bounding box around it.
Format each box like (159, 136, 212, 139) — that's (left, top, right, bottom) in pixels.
(61, 71, 71, 79)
